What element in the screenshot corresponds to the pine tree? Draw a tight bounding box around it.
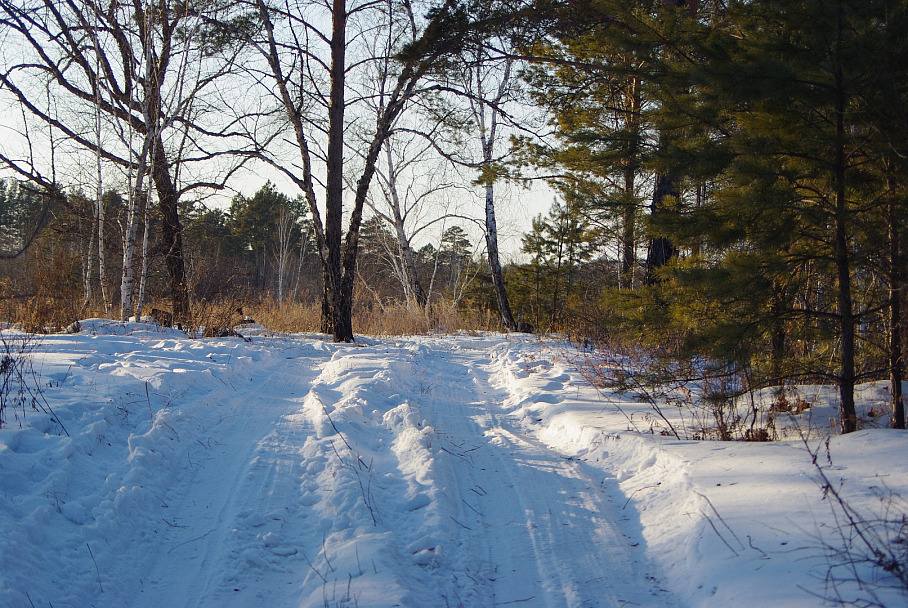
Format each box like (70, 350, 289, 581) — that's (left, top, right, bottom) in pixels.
(516, 199, 596, 332)
(656, 0, 896, 433)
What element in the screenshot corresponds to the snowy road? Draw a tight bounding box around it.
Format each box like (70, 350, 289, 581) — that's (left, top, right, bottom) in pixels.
(5, 322, 907, 608)
(130, 350, 326, 607)
(112, 336, 674, 607)
(413, 342, 674, 607)
(0, 326, 675, 608)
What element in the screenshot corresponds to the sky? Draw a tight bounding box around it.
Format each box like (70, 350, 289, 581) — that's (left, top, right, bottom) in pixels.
(231, 163, 555, 260)
(0, 0, 557, 261)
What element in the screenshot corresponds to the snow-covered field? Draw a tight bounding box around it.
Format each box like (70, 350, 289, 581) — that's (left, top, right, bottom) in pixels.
(0, 320, 905, 607)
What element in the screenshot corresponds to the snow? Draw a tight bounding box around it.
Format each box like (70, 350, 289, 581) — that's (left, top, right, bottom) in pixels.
(0, 322, 905, 607)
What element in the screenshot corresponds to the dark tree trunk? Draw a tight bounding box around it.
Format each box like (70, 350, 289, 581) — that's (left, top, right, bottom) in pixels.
(257, 0, 457, 342)
(644, 173, 677, 284)
(321, 263, 333, 335)
(335, 50, 426, 342)
(151, 137, 189, 323)
(888, 187, 905, 429)
(835, 212, 857, 434)
(337, 80, 415, 342)
(325, 0, 348, 341)
(620, 162, 637, 289)
(833, 62, 857, 434)
(620, 77, 641, 289)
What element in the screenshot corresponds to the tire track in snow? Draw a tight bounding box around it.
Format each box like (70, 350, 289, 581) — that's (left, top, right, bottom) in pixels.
(287, 343, 451, 607)
(116, 336, 676, 607)
(128, 346, 331, 608)
(416, 341, 677, 608)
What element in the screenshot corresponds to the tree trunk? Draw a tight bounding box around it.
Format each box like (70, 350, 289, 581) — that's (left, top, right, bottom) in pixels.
(474, 55, 517, 332)
(255, 0, 455, 341)
(135, 190, 151, 319)
(321, 272, 333, 335)
(82, 211, 95, 312)
(620, 166, 636, 289)
(325, 0, 348, 341)
(485, 183, 517, 331)
(833, 60, 857, 434)
(120, 150, 147, 321)
(644, 173, 678, 284)
(830, 13, 857, 434)
(256, 0, 331, 331)
(888, 186, 904, 429)
(549, 232, 564, 332)
(151, 137, 190, 324)
(620, 76, 641, 289)
(96, 169, 111, 315)
(120, 194, 140, 320)
(835, 212, 857, 434)
(336, 47, 424, 342)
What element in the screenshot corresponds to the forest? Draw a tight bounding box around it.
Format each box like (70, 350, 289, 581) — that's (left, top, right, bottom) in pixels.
(1, 0, 907, 435)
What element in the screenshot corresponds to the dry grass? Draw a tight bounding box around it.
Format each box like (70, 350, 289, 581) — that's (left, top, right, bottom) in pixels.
(0, 278, 98, 333)
(251, 296, 495, 337)
(245, 298, 323, 334)
(0, 283, 498, 338)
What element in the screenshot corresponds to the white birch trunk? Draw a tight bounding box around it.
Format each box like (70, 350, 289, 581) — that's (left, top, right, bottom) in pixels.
(135, 186, 152, 319)
(120, 127, 149, 320)
(276, 204, 296, 304)
(82, 214, 95, 311)
(471, 54, 516, 330)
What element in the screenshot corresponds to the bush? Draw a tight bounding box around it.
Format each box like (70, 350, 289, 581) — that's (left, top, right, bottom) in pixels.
(807, 438, 908, 607)
(0, 329, 67, 435)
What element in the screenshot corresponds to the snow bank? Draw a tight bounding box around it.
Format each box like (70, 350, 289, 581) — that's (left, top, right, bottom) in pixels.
(487, 338, 908, 607)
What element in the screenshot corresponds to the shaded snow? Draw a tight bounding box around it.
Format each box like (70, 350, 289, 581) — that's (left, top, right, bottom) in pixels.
(0, 323, 905, 607)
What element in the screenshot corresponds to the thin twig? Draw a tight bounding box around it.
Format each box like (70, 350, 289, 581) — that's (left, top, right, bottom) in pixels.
(300, 548, 327, 583)
(699, 509, 740, 557)
(695, 490, 744, 550)
(86, 543, 103, 593)
(167, 529, 215, 554)
(622, 483, 661, 510)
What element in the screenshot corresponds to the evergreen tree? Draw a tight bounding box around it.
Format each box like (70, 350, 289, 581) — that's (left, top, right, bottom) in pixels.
(651, 0, 897, 433)
(856, 1, 908, 429)
(516, 199, 596, 332)
(222, 183, 305, 297)
(522, 1, 725, 289)
(0, 180, 49, 256)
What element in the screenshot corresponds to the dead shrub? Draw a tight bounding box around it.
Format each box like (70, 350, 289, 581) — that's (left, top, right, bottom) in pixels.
(187, 297, 250, 338)
(806, 437, 908, 607)
(0, 253, 87, 332)
(245, 297, 323, 334)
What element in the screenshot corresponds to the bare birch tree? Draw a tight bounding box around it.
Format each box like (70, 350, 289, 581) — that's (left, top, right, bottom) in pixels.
(0, 0, 257, 322)
(367, 137, 458, 308)
(466, 47, 518, 330)
(394, 33, 538, 331)
(275, 202, 299, 304)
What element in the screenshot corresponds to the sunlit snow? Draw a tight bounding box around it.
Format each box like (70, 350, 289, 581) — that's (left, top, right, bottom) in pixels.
(0, 320, 905, 607)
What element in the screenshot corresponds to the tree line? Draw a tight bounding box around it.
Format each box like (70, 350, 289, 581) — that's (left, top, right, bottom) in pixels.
(0, 0, 538, 342)
(519, 0, 908, 433)
(2, 0, 906, 432)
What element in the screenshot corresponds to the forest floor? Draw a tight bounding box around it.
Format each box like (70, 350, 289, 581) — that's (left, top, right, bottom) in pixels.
(0, 320, 905, 607)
